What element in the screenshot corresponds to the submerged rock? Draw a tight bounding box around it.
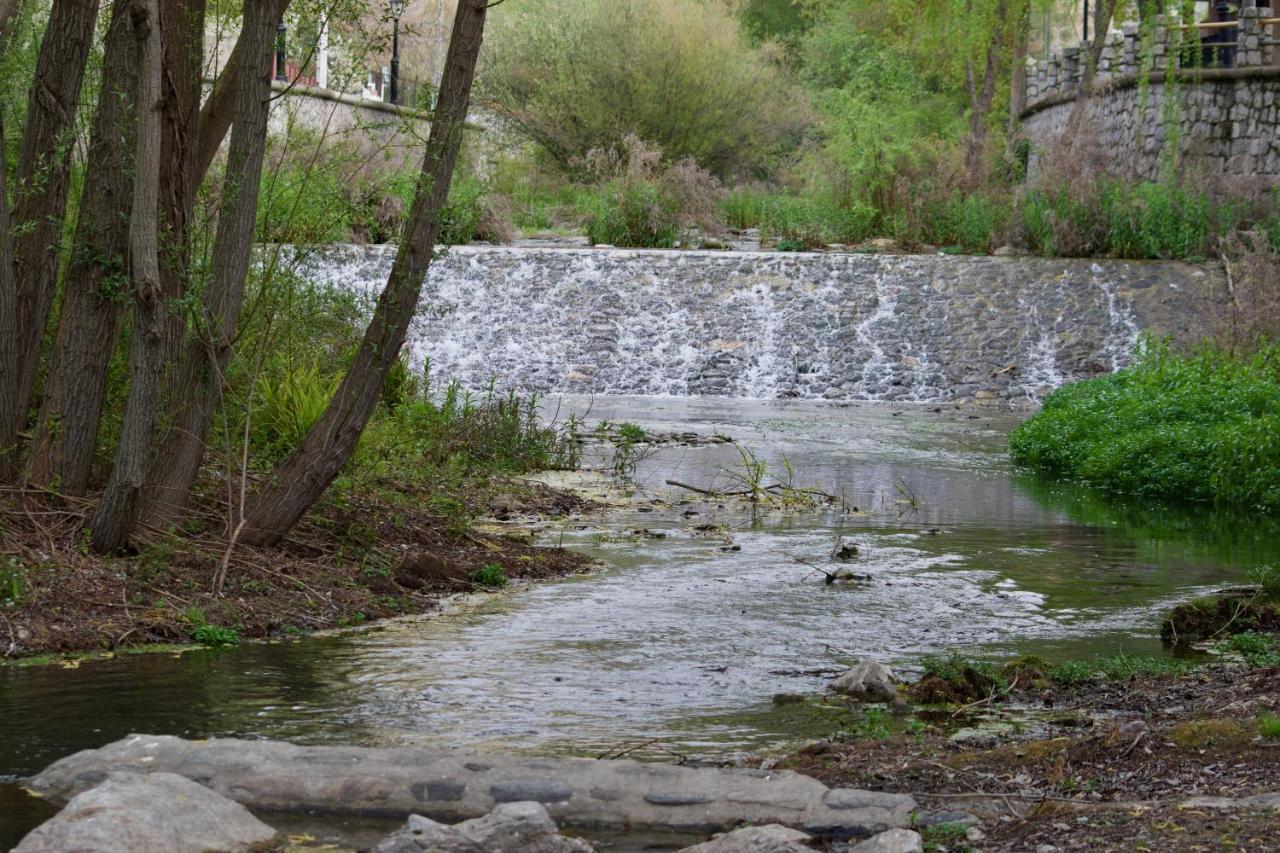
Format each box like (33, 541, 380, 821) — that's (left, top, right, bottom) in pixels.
(14, 771, 277, 853)
(374, 802, 593, 853)
(830, 662, 899, 702)
(679, 824, 814, 852)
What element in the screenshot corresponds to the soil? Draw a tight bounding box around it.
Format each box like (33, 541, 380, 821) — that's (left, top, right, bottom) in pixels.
(785, 664, 1280, 852)
(0, 473, 596, 659)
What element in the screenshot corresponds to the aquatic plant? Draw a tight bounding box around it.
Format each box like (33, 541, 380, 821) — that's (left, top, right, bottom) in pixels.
(1010, 342, 1280, 513)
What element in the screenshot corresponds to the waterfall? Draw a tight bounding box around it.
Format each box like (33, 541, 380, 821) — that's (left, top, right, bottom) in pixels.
(289, 245, 1185, 403)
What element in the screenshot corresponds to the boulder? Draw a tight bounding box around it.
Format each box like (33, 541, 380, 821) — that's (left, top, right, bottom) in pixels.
(14, 771, 277, 853)
(848, 829, 924, 853)
(374, 801, 594, 853)
(829, 661, 899, 701)
(679, 824, 815, 852)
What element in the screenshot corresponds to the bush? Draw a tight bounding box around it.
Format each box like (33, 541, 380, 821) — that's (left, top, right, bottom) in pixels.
(469, 563, 507, 588)
(580, 136, 725, 248)
(483, 0, 809, 178)
(1010, 342, 1280, 512)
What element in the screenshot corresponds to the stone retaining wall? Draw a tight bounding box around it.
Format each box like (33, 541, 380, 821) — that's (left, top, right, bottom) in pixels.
(1021, 10, 1280, 181)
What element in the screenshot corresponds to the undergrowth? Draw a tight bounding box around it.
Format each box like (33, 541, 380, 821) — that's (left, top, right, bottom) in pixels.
(1009, 342, 1280, 513)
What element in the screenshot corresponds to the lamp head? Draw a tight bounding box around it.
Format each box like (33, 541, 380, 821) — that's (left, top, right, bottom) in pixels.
(390, 0, 406, 20)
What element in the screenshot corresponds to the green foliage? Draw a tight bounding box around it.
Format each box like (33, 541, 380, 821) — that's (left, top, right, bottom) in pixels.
(483, 0, 808, 178)
(583, 178, 679, 248)
(1048, 654, 1192, 685)
(378, 377, 580, 475)
(920, 652, 1008, 691)
(252, 364, 339, 461)
(1259, 714, 1280, 740)
(921, 821, 972, 853)
(1250, 564, 1280, 599)
(1222, 632, 1280, 668)
(469, 563, 508, 588)
(184, 608, 240, 647)
(843, 706, 892, 740)
(1010, 343, 1280, 512)
(0, 558, 25, 609)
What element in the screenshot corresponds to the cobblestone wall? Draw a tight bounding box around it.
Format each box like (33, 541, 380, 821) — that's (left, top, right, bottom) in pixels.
(1021, 9, 1280, 181)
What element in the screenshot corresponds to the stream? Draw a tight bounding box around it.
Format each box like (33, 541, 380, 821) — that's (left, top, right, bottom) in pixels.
(4, 397, 1279, 848)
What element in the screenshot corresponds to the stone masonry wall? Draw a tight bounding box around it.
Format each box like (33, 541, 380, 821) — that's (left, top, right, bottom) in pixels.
(1021, 9, 1280, 181)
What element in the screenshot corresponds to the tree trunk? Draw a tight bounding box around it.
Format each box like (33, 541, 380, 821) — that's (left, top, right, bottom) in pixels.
(141, 0, 278, 525)
(194, 0, 291, 182)
(238, 0, 489, 547)
(90, 0, 165, 554)
(27, 4, 140, 493)
(1063, 0, 1120, 150)
(10, 0, 103, 451)
(1008, 0, 1031, 136)
(964, 0, 1009, 186)
(155, 0, 207, 375)
(0, 0, 22, 481)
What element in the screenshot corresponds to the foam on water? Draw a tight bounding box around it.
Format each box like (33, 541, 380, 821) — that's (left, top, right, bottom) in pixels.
(287, 245, 1150, 402)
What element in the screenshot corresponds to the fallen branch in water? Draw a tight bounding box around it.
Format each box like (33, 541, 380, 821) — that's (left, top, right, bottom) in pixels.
(665, 479, 773, 497)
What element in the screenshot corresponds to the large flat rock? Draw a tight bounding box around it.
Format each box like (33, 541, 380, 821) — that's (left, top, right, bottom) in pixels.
(26, 735, 916, 839)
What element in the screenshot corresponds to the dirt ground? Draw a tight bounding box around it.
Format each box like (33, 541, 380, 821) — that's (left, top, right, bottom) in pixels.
(787, 665, 1280, 852)
(0, 475, 596, 658)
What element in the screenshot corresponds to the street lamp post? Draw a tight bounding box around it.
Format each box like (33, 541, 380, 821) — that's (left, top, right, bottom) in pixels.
(389, 0, 406, 105)
(276, 22, 287, 82)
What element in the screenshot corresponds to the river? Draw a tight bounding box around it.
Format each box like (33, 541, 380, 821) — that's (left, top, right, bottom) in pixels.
(3, 397, 1277, 848)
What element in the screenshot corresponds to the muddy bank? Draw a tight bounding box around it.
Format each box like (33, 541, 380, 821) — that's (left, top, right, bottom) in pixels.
(785, 657, 1280, 851)
(0, 475, 595, 660)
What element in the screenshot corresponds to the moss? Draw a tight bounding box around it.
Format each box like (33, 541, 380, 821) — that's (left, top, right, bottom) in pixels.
(1168, 719, 1253, 750)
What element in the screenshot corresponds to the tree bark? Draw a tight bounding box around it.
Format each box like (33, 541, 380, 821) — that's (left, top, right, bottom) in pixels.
(27, 3, 140, 493)
(0, 0, 22, 480)
(90, 0, 165, 554)
(141, 0, 278, 525)
(964, 0, 1009, 186)
(10, 0, 103, 450)
(1008, 0, 1031, 136)
(194, 0, 291, 182)
(1063, 0, 1120, 151)
(238, 0, 489, 547)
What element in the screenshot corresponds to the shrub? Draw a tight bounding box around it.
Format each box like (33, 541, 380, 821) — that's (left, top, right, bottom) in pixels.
(1251, 564, 1280, 599)
(1259, 714, 1280, 739)
(470, 563, 507, 588)
(192, 623, 240, 647)
(482, 0, 809, 178)
(580, 136, 725, 248)
(1010, 342, 1280, 512)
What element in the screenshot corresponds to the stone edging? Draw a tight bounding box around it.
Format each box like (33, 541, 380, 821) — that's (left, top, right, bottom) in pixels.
(27, 735, 918, 839)
(1020, 65, 1280, 118)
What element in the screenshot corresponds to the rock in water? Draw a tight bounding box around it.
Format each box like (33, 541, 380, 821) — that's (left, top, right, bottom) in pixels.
(14, 771, 277, 853)
(848, 829, 924, 853)
(678, 824, 815, 851)
(374, 801, 594, 853)
(829, 661, 899, 701)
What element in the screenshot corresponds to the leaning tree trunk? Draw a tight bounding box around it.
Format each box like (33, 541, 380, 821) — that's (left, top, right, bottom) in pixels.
(141, 0, 278, 525)
(194, 0, 290, 182)
(154, 0, 208, 378)
(964, 0, 1009, 186)
(9, 0, 103, 457)
(90, 0, 165, 554)
(1063, 0, 1120, 151)
(0, 0, 22, 481)
(27, 4, 140, 493)
(238, 0, 490, 547)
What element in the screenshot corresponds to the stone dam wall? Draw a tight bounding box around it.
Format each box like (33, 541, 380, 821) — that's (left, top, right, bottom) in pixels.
(293, 246, 1223, 403)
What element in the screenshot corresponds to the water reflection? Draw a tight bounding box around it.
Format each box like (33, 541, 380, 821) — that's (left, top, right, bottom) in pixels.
(3, 398, 1276, 790)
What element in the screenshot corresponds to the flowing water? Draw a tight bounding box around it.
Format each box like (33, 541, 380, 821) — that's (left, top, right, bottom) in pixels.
(4, 397, 1278, 848)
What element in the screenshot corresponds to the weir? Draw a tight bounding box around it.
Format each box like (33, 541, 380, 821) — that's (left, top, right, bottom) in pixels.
(296, 246, 1222, 402)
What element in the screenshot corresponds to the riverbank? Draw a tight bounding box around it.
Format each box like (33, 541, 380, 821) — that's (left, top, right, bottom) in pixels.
(0, 472, 596, 660)
(784, 652, 1280, 851)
